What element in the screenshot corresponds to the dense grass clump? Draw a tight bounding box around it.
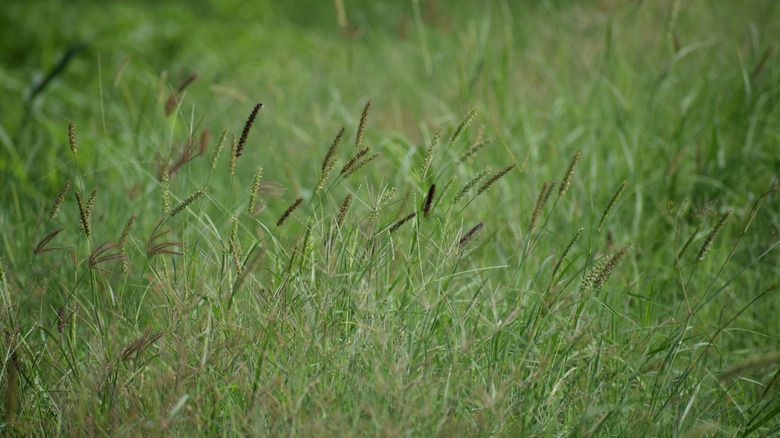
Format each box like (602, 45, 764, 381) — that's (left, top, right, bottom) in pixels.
(1, 1, 779, 436)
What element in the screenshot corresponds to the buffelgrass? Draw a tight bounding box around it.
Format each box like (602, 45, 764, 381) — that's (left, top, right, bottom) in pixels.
(1, 2, 778, 436)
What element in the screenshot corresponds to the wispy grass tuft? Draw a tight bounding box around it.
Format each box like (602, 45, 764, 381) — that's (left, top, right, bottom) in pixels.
(146, 219, 185, 257)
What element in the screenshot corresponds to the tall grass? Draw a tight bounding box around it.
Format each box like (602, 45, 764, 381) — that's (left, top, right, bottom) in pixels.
(1, 1, 778, 436)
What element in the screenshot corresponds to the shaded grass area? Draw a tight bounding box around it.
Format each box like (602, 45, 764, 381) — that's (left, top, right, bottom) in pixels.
(1, 0, 779, 435)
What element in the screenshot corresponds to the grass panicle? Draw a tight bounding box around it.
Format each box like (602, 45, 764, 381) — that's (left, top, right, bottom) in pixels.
(57, 303, 78, 333)
(170, 187, 208, 217)
(121, 328, 163, 361)
(74, 190, 91, 238)
(597, 181, 628, 232)
(277, 198, 303, 226)
(67, 121, 77, 155)
(88, 242, 124, 277)
(356, 100, 371, 149)
(33, 227, 69, 255)
(337, 194, 352, 228)
(248, 167, 263, 216)
(459, 221, 484, 247)
(449, 106, 479, 146)
(551, 227, 584, 280)
(697, 210, 731, 261)
(323, 127, 345, 172)
(454, 166, 492, 203)
(85, 187, 97, 218)
(229, 134, 238, 175)
(161, 168, 170, 215)
(558, 149, 581, 196)
(344, 152, 381, 177)
(421, 128, 440, 181)
(341, 147, 369, 175)
(146, 219, 185, 257)
(477, 163, 516, 196)
(528, 181, 551, 234)
(580, 255, 612, 293)
(209, 128, 228, 173)
(119, 214, 137, 274)
(593, 245, 630, 290)
(370, 187, 397, 222)
(49, 179, 72, 220)
(236, 102, 264, 158)
(390, 212, 416, 233)
(423, 183, 436, 218)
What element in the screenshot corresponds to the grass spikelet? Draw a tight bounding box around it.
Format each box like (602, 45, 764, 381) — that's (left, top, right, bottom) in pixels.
(597, 181, 628, 232)
(33, 227, 69, 255)
(421, 128, 440, 181)
(68, 121, 77, 155)
(146, 218, 185, 257)
(237, 102, 264, 158)
(558, 149, 581, 196)
(121, 328, 163, 361)
(74, 189, 91, 237)
(49, 179, 72, 220)
(161, 168, 170, 215)
(209, 128, 228, 174)
(390, 212, 416, 233)
(528, 181, 550, 234)
(593, 245, 630, 290)
(341, 147, 369, 175)
(88, 242, 125, 277)
(337, 194, 352, 228)
(323, 127, 345, 172)
(315, 163, 336, 195)
(369, 187, 397, 222)
(422, 183, 436, 218)
(458, 221, 484, 247)
(697, 210, 731, 261)
(248, 167, 263, 215)
(344, 152, 380, 177)
(580, 255, 611, 293)
(551, 227, 584, 280)
(450, 107, 479, 146)
(277, 198, 303, 226)
(228, 134, 238, 175)
(119, 214, 136, 274)
(230, 212, 240, 256)
(57, 303, 79, 333)
(454, 166, 492, 203)
(477, 163, 516, 196)
(356, 100, 371, 149)
(85, 187, 97, 218)
(170, 187, 208, 217)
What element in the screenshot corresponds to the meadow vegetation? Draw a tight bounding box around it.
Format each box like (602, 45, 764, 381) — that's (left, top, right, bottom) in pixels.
(0, 0, 778, 436)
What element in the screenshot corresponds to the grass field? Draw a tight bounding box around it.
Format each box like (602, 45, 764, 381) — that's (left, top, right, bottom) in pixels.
(1, 1, 779, 436)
